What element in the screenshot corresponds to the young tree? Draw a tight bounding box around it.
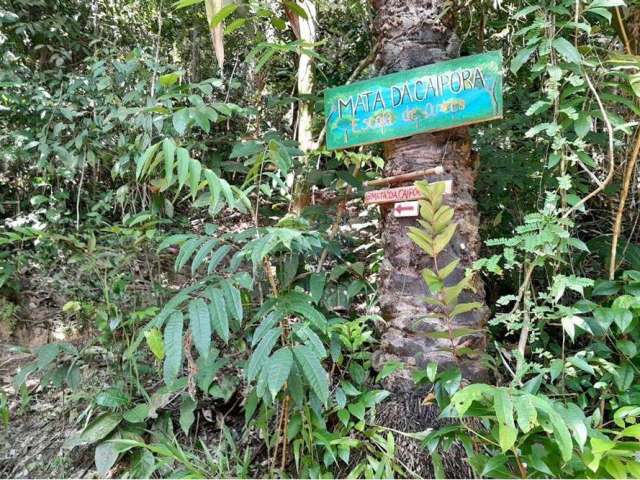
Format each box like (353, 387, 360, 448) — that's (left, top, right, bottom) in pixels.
(371, 0, 489, 474)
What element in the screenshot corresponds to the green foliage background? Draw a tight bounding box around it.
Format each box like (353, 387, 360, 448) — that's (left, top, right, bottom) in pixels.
(1, 0, 640, 478)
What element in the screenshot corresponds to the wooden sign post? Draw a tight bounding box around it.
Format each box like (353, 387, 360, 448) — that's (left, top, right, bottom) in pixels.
(324, 51, 502, 150)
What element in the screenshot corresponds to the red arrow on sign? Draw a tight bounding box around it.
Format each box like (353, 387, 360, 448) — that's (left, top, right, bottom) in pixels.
(392, 201, 420, 218)
(395, 204, 414, 214)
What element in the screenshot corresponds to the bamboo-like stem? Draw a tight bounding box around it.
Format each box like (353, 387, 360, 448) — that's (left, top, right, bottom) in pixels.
(608, 9, 637, 279)
(610, 131, 640, 279)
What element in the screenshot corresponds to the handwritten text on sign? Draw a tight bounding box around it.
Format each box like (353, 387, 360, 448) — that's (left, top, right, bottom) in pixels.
(365, 181, 452, 205)
(325, 51, 503, 150)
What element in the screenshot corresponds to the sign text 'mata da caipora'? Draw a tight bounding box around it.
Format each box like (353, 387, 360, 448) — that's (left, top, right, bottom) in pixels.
(324, 51, 503, 150)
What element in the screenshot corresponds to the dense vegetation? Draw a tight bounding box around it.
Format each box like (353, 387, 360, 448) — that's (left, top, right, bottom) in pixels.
(1, 0, 640, 478)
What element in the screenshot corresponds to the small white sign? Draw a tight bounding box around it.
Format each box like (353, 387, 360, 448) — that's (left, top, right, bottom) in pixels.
(393, 201, 420, 218)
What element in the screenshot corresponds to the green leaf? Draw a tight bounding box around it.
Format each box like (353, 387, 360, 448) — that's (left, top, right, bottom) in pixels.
(163, 311, 184, 385)
(159, 71, 182, 87)
(96, 388, 129, 409)
(79, 413, 122, 446)
(574, 113, 591, 138)
(208, 287, 229, 343)
(246, 327, 281, 382)
(176, 147, 190, 191)
(438, 258, 460, 280)
(293, 344, 329, 406)
(136, 143, 160, 180)
(284, 1, 309, 19)
(95, 440, 119, 477)
(229, 140, 262, 158)
(191, 239, 219, 275)
(37, 343, 60, 369)
(569, 355, 594, 375)
(162, 138, 176, 184)
(511, 45, 537, 73)
(173, 108, 190, 135)
(267, 347, 293, 398)
(552, 38, 582, 64)
(494, 388, 515, 427)
(123, 404, 149, 423)
(175, 237, 205, 272)
(173, 0, 203, 8)
(179, 394, 197, 434)
(188, 298, 211, 359)
(221, 280, 243, 324)
(188, 158, 202, 200)
(515, 395, 537, 433)
(421, 268, 443, 294)
(144, 328, 165, 360)
(309, 273, 326, 303)
(499, 423, 518, 452)
(433, 223, 457, 255)
(450, 302, 482, 317)
(209, 4, 236, 28)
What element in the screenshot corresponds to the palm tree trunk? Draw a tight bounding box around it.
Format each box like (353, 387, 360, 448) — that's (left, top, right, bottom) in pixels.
(370, 0, 489, 476)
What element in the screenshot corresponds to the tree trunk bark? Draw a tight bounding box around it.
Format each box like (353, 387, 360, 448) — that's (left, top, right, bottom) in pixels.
(370, 0, 489, 476)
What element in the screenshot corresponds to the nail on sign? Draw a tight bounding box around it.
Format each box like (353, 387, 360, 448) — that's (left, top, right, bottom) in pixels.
(364, 180, 452, 205)
(393, 201, 420, 218)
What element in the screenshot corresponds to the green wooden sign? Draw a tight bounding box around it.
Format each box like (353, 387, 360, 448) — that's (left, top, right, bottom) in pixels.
(324, 51, 503, 150)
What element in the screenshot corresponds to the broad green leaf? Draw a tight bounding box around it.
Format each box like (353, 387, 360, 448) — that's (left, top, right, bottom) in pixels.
(433, 223, 457, 256)
(309, 273, 326, 303)
(162, 138, 176, 184)
(144, 328, 165, 360)
(173, 108, 190, 135)
(515, 395, 537, 433)
(293, 344, 329, 406)
(163, 311, 184, 385)
(450, 302, 482, 317)
(136, 143, 160, 180)
(204, 169, 221, 210)
(188, 158, 202, 200)
(267, 347, 293, 398)
(246, 327, 281, 381)
(569, 355, 594, 375)
(511, 45, 537, 73)
(79, 413, 122, 445)
(179, 394, 197, 434)
(494, 388, 515, 427)
(207, 244, 232, 274)
(176, 147, 190, 191)
(221, 280, 243, 324)
(175, 237, 205, 272)
(95, 440, 119, 477)
(552, 38, 582, 64)
(188, 298, 211, 359)
(209, 3, 236, 28)
(422, 268, 443, 294)
(208, 287, 229, 342)
(284, 1, 309, 19)
(191, 239, 218, 275)
(438, 258, 460, 280)
(123, 404, 149, 423)
(574, 114, 591, 138)
(499, 423, 518, 452)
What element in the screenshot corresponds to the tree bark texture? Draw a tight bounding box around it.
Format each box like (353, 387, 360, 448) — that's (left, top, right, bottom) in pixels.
(370, 0, 489, 476)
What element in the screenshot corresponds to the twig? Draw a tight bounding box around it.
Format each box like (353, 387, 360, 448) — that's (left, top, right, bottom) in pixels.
(563, 71, 616, 218)
(609, 130, 640, 279)
(363, 166, 444, 188)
